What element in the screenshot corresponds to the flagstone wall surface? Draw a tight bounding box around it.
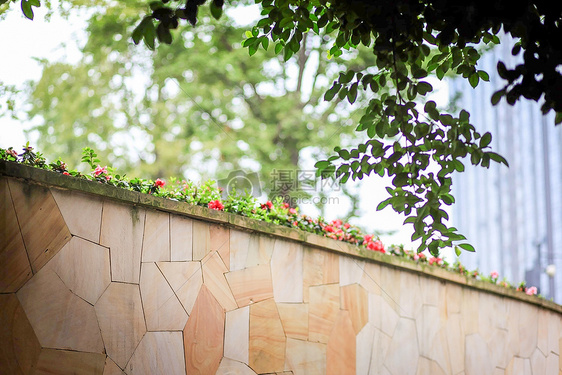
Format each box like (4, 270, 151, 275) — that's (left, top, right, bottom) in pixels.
(1, 162, 562, 375)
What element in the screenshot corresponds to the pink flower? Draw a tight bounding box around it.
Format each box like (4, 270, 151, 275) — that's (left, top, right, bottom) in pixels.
(429, 257, 443, 266)
(324, 225, 334, 233)
(490, 271, 499, 279)
(288, 208, 297, 215)
(525, 286, 538, 296)
(343, 223, 350, 229)
(208, 200, 224, 211)
(293, 221, 298, 226)
(154, 178, 166, 188)
(7, 149, 18, 158)
(94, 165, 108, 177)
(363, 234, 374, 243)
(261, 201, 273, 210)
(413, 254, 420, 261)
(332, 219, 343, 228)
(282, 202, 289, 209)
(367, 240, 385, 253)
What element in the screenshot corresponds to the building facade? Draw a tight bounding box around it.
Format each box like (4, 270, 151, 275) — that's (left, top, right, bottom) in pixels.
(450, 38, 562, 303)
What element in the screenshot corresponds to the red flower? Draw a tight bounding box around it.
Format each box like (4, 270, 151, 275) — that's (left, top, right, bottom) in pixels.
(332, 219, 343, 228)
(282, 202, 289, 209)
(367, 240, 385, 253)
(288, 208, 297, 215)
(261, 201, 274, 210)
(343, 223, 350, 229)
(208, 200, 224, 211)
(324, 225, 334, 233)
(363, 234, 374, 243)
(428, 257, 443, 266)
(63, 171, 70, 176)
(293, 221, 298, 226)
(93, 165, 108, 177)
(154, 178, 166, 188)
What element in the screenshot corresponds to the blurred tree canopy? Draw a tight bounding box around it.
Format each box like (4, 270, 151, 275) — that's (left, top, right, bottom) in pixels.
(4, 0, 562, 254)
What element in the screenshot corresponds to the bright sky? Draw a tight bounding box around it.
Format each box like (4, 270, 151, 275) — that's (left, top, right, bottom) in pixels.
(0, 3, 452, 253)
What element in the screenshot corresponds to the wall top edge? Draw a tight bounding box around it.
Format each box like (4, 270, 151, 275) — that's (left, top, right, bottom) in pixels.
(2, 159, 561, 314)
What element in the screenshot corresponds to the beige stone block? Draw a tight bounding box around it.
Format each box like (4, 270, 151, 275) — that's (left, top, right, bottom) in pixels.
(95, 282, 146, 368)
(415, 304, 440, 358)
(308, 284, 340, 343)
(126, 331, 186, 375)
(547, 312, 560, 355)
(43, 236, 111, 305)
(157, 261, 202, 314)
(170, 215, 192, 261)
(230, 229, 253, 271)
(356, 322, 375, 375)
(184, 284, 225, 375)
(0, 294, 41, 374)
(17, 269, 104, 353)
(545, 353, 559, 374)
(302, 247, 339, 302)
(360, 262, 382, 295)
(192, 220, 211, 261)
(270, 240, 303, 303)
(202, 251, 237, 311)
(104, 357, 126, 375)
(419, 276, 444, 307)
(211, 224, 230, 269)
(505, 300, 522, 356)
(341, 283, 369, 334)
(0, 178, 32, 293)
(446, 283, 463, 315)
(488, 328, 511, 369)
(249, 298, 286, 374)
(142, 209, 170, 262)
(461, 288, 479, 335)
(518, 302, 539, 358)
(398, 272, 422, 319)
(416, 357, 447, 375)
(34, 348, 105, 375)
(379, 267, 401, 312)
(465, 333, 495, 375)
(537, 309, 549, 356)
(327, 310, 356, 375)
(9, 179, 71, 273)
(384, 317, 419, 375)
(226, 264, 274, 307)
(429, 328, 452, 374)
(224, 306, 250, 363)
(216, 357, 257, 375)
(368, 328, 392, 374)
(378, 293, 399, 337)
(100, 201, 145, 283)
(339, 256, 364, 286)
(505, 357, 532, 375)
(284, 338, 326, 375)
(446, 313, 465, 374)
(277, 303, 309, 341)
(140, 263, 188, 331)
(51, 187, 103, 243)
(246, 235, 275, 269)
(531, 348, 546, 375)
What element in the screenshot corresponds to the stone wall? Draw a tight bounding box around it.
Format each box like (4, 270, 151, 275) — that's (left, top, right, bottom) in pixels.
(1, 161, 561, 375)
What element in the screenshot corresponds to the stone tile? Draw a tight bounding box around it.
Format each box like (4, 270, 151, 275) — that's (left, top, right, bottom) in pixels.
(192, 220, 211, 261)
(246, 235, 276, 269)
(446, 283, 463, 315)
(419, 277, 444, 307)
(415, 305, 440, 357)
(230, 229, 253, 271)
(170, 215, 193, 261)
(224, 306, 250, 363)
(327, 310, 356, 375)
(505, 357, 532, 375)
(34, 348, 105, 375)
(277, 303, 309, 341)
(537, 309, 549, 356)
(249, 298, 286, 374)
(51, 187, 103, 243)
(142, 209, 170, 262)
(104, 357, 126, 375)
(0, 178, 32, 293)
(202, 251, 237, 311)
(429, 328, 452, 374)
(140, 263, 188, 331)
(9, 179, 71, 273)
(17, 269, 104, 353)
(547, 312, 561, 355)
(308, 284, 340, 343)
(379, 267, 401, 313)
(216, 357, 257, 375)
(530, 348, 546, 375)
(505, 300, 522, 356)
(225, 264, 274, 307)
(360, 262, 382, 295)
(461, 288, 479, 335)
(270, 240, 303, 303)
(184, 284, 225, 375)
(302, 247, 339, 302)
(518, 302, 539, 357)
(100, 201, 145, 283)
(398, 272, 422, 318)
(211, 225, 230, 269)
(368, 328, 392, 374)
(356, 322, 375, 375)
(284, 338, 326, 375)
(465, 333, 495, 375)
(125, 331, 185, 375)
(384, 318, 419, 375)
(446, 313, 465, 374)
(545, 353, 559, 374)
(416, 357, 446, 375)
(0, 294, 41, 374)
(95, 282, 146, 368)
(341, 283, 369, 334)
(339, 256, 364, 286)
(157, 261, 202, 315)
(378, 293, 399, 337)
(488, 328, 510, 369)
(43, 236, 111, 305)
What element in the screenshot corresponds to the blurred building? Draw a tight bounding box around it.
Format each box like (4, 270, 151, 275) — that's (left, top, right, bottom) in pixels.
(449, 39, 562, 303)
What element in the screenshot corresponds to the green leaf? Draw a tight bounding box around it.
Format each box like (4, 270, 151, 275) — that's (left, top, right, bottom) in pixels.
(21, 0, 39, 20)
(143, 20, 156, 50)
(455, 246, 461, 257)
(261, 37, 269, 50)
(491, 89, 505, 105)
(347, 83, 358, 104)
(480, 132, 492, 148)
(468, 73, 480, 88)
(274, 42, 283, 54)
(417, 81, 433, 95)
(376, 198, 392, 211)
(487, 152, 509, 167)
(210, 0, 223, 19)
(458, 243, 475, 252)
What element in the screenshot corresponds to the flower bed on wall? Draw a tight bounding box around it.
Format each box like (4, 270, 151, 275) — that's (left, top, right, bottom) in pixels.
(0, 144, 540, 298)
